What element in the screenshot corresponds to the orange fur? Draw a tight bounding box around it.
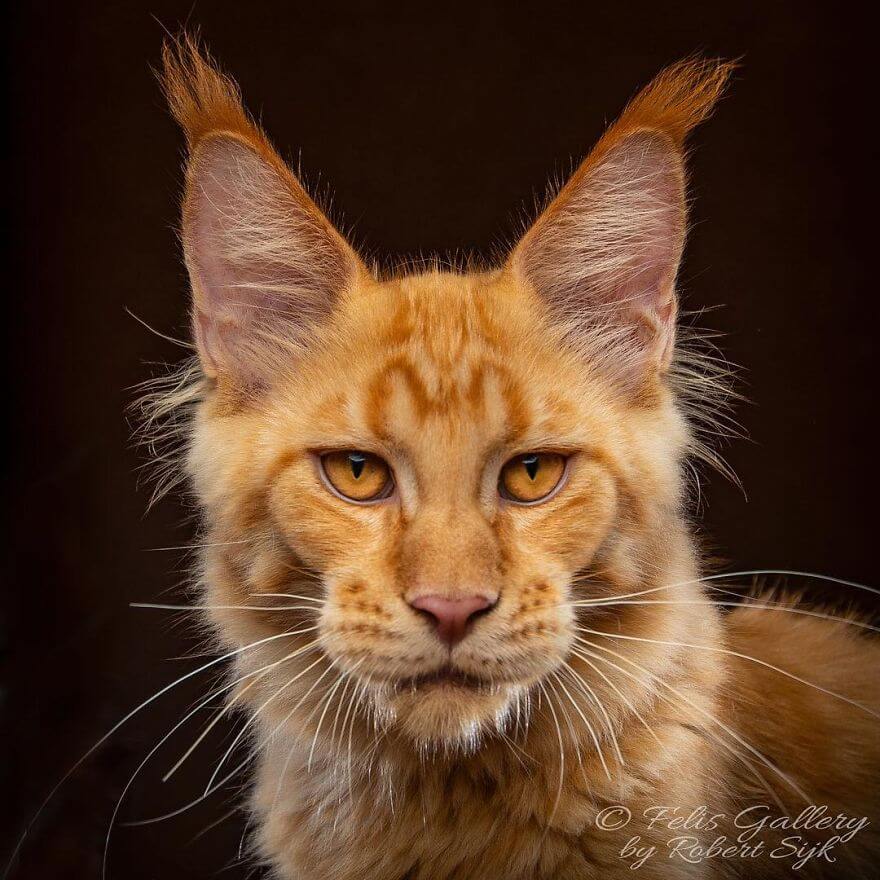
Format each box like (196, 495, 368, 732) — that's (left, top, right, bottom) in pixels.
(150, 38, 880, 879)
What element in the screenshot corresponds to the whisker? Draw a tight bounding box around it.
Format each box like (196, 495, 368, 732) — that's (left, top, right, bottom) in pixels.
(102, 634, 318, 877)
(307, 663, 365, 772)
(493, 724, 532, 770)
(131, 602, 322, 614)
(268, 662, 364, 817)
(576, 626, 879, 719)
(561, 660, 625, 766)
(278, 559, 324, 580)
(701, 569, 880, 597)
(537, 681, 566, 836)
(571, 568, 880, 605)
(568, 650, 662, 746)
(162, 638, 321, 782)
(113, 645, 321, 839)
(191, 806, 240, 843)
(551, 667, 612, 779)
(569, 643, 789, 812)
(550, 671, 587, 784)
(5, 626, 310, 879)
(326, 667, 370, 802)
(329, 675, 354, 758)
(123, 755, 255, 828)
(570, 599, 880, 633)
(117, 675, 260, 828)
(256, 592, 324, 605)
(576, 636, 810, 803)
(142, 539, 251, 553)
(344, 679, 369, 804)
(205, 654, 328, 795)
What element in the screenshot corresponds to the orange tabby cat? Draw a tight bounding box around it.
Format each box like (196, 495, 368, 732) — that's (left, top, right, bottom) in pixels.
(154, 39, 880, 879)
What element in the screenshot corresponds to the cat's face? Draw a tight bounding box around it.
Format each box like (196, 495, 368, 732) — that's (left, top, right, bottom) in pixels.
(167, 44, 727, 749)
(191, 269, 688, 746)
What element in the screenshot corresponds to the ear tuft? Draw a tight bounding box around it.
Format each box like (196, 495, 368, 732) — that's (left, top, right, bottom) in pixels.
(161, 35, 261, 155)
(599, 56, 735, 154)
(510, 57, 734, 388)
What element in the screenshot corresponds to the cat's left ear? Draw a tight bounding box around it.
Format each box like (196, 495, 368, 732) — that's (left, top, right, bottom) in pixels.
(162, 37, 366, 388)
(508, 59, 733, 386)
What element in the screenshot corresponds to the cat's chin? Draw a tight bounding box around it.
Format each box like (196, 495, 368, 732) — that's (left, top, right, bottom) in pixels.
(381, 677, 516, 749)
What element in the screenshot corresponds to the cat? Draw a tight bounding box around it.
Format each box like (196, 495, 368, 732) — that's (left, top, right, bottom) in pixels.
(150, 38, 880, 879)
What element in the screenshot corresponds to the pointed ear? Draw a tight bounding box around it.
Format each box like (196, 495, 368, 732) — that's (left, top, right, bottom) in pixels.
(162, 38, 364, 386)
(508, 59, 733, 386)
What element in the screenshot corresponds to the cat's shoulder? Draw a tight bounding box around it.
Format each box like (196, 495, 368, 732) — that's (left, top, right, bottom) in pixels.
(723, 589, 880, 693)
(721, 592, 879, 860)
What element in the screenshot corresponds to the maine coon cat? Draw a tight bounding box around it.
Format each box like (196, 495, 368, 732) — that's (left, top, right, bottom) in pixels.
(150, 39, 879, 879)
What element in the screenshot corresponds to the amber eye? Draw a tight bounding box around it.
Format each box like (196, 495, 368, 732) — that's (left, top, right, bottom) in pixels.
(499, 452, 567, 504)
(320, 451, 393, 503)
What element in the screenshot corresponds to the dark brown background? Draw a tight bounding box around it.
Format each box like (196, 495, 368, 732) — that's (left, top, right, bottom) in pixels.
(4, 2, 877, 878)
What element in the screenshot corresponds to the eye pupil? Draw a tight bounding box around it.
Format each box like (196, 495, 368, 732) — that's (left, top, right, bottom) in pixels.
(349, 453, 366, 479)
(523, 455, 539, 480)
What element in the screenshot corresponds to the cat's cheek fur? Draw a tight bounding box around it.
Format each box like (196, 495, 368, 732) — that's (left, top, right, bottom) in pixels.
(498, 460, 620, 571)
(267, 466, 397, 572)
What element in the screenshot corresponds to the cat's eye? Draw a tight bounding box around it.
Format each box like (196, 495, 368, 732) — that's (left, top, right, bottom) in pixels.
(499, 452, 567, 504)
(320, 451, 394, 503)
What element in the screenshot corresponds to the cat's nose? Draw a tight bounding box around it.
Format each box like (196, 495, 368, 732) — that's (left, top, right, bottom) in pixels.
(408, 594, 496, 647)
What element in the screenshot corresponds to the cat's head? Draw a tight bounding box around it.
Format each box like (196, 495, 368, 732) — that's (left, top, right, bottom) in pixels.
(158, 41, 731, 749)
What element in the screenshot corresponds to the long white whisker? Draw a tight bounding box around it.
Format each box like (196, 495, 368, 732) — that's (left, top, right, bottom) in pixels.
(131, 602, 321, 614)
(569, 644, 789, 812)
(551, 668, 612, 779)
(561, 660, 625, 766)
(205, 654, 328, 795)
(329, 675, 353, 758)
(538, 681, 566, 836)
(114, 642, 320, 842)
(343, 679, 369, 804)
(568, 650, 661, 746)
(123, 755, 254, 828)
(571, 599, 880, 633)
(576, 636, 810, 802)
(572, 569, 880, 604)
(308, 671, 351, 771)
(141, 539, 251, 552)
(162, 638, 320, 782)
(576, 626, 879, 719)
(493, 725, 532, 770)
(257, 592, 324, 605)
(5, 626, 309, 879)
(101, 632, 318, 878)
(269, 660, 366, 816)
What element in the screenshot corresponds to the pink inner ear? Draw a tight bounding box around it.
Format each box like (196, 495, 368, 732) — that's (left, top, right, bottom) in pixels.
(515, 130, 686, 380)
(614, 265, 679, 370)
(192, 309, 222, 378)
(183, 136, 356, 383)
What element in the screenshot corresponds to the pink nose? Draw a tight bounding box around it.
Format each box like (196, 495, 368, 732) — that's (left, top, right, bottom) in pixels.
(408, 594, 496, 646)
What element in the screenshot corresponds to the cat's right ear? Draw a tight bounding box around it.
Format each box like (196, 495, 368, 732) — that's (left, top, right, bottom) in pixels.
(162, 38, 364, 387)
(507, 58, 733, 391)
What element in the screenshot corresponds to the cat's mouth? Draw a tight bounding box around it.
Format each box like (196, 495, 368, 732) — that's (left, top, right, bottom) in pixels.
(397, 666, 488, 692)
(380, 664, 514, 744)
